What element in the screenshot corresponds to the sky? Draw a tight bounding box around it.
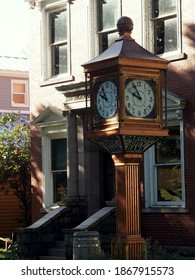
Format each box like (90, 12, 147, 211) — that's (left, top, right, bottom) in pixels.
(0, 0, 29, 57)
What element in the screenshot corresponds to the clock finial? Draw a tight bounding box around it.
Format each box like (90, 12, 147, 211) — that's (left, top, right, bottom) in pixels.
(117, 16, 134, 38)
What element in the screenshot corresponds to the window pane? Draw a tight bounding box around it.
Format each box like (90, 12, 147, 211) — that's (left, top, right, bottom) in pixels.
(98, 0, 119, 31)
(107, 32, 118, 46)
(156, 17, 177, 54)
(164, 17, 177, 53)
(155, 127, 182, 203)
(156, 130, 180, 164)
(153, 0, 176, 17)
(13, 94, 25, 104)
(52, 44, 67, 75)
(53, 171, 67, 203)
(157, 165, 182, 201)
(101, 31, 118, 52)
(13, 83, 25, 93)
(50, 9, 67, 43)
(51, 138, 67, 170)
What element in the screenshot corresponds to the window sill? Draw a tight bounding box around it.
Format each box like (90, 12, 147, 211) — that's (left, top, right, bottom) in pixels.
(142, 207, 189, 213)
(40, 75, 74, 87)
(11, 104, 29, 108)
(158, 52, 187, 62)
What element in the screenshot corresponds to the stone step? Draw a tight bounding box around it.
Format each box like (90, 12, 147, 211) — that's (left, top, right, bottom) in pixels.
(48, 248, 66, 257)
(39, 255, 66, 260)
(55, 240, 66, 249)
(39, 241, 66, 260)
(39, 248, 66, 260)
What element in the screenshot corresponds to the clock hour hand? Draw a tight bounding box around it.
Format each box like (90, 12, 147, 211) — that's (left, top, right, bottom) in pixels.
(100, 87, 108, 101)
(129, 90, 139, 99)
(132, 82, 142, 100)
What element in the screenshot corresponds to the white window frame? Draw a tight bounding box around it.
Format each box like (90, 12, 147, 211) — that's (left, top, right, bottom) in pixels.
(42, 133, 67, 208)
(144, 120, 185, 208)
(41, 0, 71, 85)
(143, 0, 183, 61)
(97, 0, 122, 53)
(144, 92, 186, 209)
(11, 79, 29, 107)
(33, 107, 68, 209)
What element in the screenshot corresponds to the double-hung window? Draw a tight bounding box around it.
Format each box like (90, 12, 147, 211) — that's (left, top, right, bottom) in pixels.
(154, 127, 182, 204)
(144, 119, 185, 208)
(11, 80, 29, 107)
(49, 8, 68, 76)
(144, 91, 186, 209)
(152, 0, 181, 56)
(33, 107, 68, 208)
(97, 0, 121, 53)
(42, 1, 70, 83)
(51, 138, 67, 203)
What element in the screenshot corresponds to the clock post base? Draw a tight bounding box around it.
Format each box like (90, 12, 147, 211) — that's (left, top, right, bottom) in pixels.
(112, 153, 144, 259)
(111, 234, 145, 260)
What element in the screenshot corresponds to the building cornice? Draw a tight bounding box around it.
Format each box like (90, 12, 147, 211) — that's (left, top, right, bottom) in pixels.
(26, 0, 76, 9)
(0, 70, 28, 79)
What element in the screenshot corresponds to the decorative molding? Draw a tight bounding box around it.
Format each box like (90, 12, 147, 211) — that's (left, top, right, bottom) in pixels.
(26, 0, 76, 10)
(65, 94, 87, 103)
(26, 0, 37, 9)
(56, 81, 90, 110)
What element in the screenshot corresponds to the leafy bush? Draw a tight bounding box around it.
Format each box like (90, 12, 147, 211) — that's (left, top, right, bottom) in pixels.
(0, 243, 19, 260)
(0, 113, 31, 225)
(144, 239, 190, 260)
(89, 239, 191, 260)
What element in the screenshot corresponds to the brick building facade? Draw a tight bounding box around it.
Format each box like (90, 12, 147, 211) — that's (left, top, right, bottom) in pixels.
(27, 0, 195, 248)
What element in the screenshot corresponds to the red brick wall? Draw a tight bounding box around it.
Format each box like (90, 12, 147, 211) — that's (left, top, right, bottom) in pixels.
(142, 213, 195, 246)
(141, 1, 195, 246)
(30, 125, 43, 222)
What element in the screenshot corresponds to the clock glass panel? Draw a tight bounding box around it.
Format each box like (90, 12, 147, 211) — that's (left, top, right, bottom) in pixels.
(95, 80, 117, 120)
(125, 78, 157, 118)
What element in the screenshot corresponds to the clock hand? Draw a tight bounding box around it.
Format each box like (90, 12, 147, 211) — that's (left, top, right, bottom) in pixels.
(128, 89, 142, 101)
(132, 82, 142, 100)
(101, 87, 108, 101)
(129, 90, 138, 98)
(99, 93, 107, 101)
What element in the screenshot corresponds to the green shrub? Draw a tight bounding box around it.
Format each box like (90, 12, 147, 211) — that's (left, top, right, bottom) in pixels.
(144, 239, 189, 260)
(0, 243, 18, 260)
(0, 248, 7, 259)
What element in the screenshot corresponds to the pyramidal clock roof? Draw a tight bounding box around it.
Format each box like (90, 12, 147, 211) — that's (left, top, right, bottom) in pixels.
(82, 17, 169, 72)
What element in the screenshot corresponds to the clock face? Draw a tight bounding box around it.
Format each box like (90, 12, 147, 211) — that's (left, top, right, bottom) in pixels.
(96, 81, 117, 119)
(125, 79, 156, 118)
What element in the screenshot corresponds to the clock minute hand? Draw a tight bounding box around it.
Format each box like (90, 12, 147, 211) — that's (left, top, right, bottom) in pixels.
(132, 82, 142, 100)
(101, 87, 108, 101)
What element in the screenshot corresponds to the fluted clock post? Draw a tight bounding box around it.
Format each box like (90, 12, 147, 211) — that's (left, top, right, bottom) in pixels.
(111, 153, 144, 259)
